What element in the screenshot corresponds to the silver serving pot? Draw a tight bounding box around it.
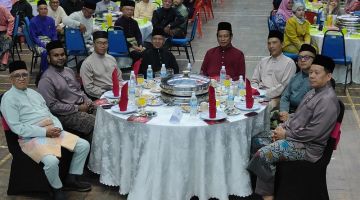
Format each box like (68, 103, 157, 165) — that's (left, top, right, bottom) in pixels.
(336, 15, 360, 32)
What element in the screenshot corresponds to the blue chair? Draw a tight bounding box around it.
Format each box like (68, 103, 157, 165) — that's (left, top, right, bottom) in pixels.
(283, 52, 299, 60)
(107, 26, 129, 57)
(170, 12, 199, 63)
(22, 21, 40, 74)
(64, 27, 88, 65)
(321, 30, 352, 91)
(11, 15, 21, 61)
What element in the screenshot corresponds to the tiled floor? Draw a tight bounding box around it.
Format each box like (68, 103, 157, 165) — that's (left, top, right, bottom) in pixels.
(1, 0, 360, 199)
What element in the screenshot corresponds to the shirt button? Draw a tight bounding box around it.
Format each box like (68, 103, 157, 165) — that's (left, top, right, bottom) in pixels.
(222, 56, 224, 58)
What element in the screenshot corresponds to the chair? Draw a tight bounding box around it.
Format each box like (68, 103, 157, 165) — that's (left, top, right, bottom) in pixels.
(107, 26, 129, 58)
(170, 13, 199, 63)
(274, 100, 345, 200)
(283, 52, 298, 61)
(321, 30, 352, 91)
(11, 15, 21, 61)
(304, 11, 317, 24)
(64, 27, 88, 65)
(22, 20, 41, 74)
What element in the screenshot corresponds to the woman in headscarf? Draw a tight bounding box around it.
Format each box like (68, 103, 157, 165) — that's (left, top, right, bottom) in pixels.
(324, 0, 342, 18)
(283, 3, 311, 54)
(274, 0, 294, 33)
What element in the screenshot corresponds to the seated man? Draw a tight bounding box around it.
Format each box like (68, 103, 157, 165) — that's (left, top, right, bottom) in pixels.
(38, 41, 95, 142)
(200, 22, 245, 81)
(247, 55, 340, 200)
(1, 61, 92, 200)
(95, 0, 119, 14)
(0, 5, 14, 71)
(61, 0, 84, 16)
(48, 0, 68, 34)
(134, 0, 156, 20)
(152, 0, 185, 39)
(139, 27, 179, 79)
(251, 30, 296, 110)
(173, 0, 189, 35)
(80, 31, 122, 99)
(29, 0, 57, 72)
(278, 44, 316, 122)
(114, 0, 144, 63)
(63, 1, 96, 48)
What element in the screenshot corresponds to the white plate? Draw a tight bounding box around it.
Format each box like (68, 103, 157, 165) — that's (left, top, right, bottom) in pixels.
(111, 105, 137, 114)
(147, 99, 164, 106)
(235, 103, 261, 111)
(103, 90, 120, 99)
(199, 111, 227, 121)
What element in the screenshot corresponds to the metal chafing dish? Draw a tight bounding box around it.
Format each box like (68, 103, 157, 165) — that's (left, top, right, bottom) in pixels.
(160, 72, 210, 105)
(336, 14, 360, 32)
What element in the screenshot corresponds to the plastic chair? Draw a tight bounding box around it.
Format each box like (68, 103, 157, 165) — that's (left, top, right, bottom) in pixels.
(274, 100, 345, 200)
(11, 15, 21, 61)
(283, 52, 299, 60)
(64, 27, 88, 65)
(22, 21, 40, 74)
(107, 26, 129, 57)
(321, 30, 352, 91)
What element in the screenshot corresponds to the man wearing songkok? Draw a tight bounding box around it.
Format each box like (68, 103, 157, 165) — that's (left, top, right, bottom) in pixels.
(114, 0, 144, 63)
(38, 41, 95, 142)
(80, 31, 122, 99)
(1, 61, 91, 200)
(95, 0, 119, 14)
(63, 1, 95, 47)
(251, 30, 296, 110)
(152, 0, 186, 39)
(29, 0, 58, 72)
(0, 5, 14, 71)
(48, 0, 68, 34)
(134, 0, 156, 20)
(247, 55, 340, 200)
(200, 22, 245, 81)
(139, 27, 179, 79)
(61, 0, 84, 16)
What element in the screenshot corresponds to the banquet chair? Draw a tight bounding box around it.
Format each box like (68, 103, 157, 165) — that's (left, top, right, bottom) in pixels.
(64, 27, 89, 65)
(283, 51, 298, 61)
(107, 26, 129, 58)
(22, 19, 41, 74)
(11, 15, 21, 61)
(0, 94, 73, 196)
(321, 30, 352, 91)
(274, 100, 345, 200)
(170, 13, 199, 63)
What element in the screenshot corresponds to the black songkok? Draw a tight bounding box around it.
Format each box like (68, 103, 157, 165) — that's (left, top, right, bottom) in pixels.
(217, 22, 232, 32)
(152, 27, 166, 36)
(312, 55, 335, 73)
(121, 0, 136, 8)
(93, 31, 108, 40)
(268, 30, 284, 42)
(37, 0, 47, 6)
(299, 44, 316, 55)
(9, 61, 27, 74)
(46, 40, 64, 53)
(84, 1, 96, 10)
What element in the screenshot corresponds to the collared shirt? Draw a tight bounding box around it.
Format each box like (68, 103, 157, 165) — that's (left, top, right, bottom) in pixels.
(95, 0, 118, 14)
(47, 5, 68, 26)
(134, 1, 156, 20)
(80, 52, 122, 98)
(63, 10, 93, 43)
(284, 84, 340, 162)
(251, 53, 296, 98)
(152, 7, 185, 31)
(29, 15, 57, 47)
(114, 16, 142, 46)
(201, 44, 246, 81)
(37, 65, 91, 116)
(1, 86, 63, 138)
(0, 5, 14, 36)
(280, 71, 311, 112)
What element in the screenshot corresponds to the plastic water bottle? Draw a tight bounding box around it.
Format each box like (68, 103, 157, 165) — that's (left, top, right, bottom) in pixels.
(227, 86, 234, 108)
(187, 62, 192, 72)
(147, 65, 153, 80)
(160, 64, 166, 78)
(129, 71, 136, 104)
(220, 66, 226, 84)
(189, 91, 198, 116)
(238, 75, 246, 97)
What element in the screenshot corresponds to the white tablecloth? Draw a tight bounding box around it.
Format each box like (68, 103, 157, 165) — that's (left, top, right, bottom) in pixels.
(88, 98, 270, 200)
(311, 34, 360, 83)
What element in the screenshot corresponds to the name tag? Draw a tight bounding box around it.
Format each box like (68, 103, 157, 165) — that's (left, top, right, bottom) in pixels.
(169, 108, 183, 124)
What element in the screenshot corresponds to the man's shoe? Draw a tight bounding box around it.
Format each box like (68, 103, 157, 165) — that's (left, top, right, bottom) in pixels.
(63, 174, 92, 192)
(52, 188, 67, 200)
(0, 64, 7, 71)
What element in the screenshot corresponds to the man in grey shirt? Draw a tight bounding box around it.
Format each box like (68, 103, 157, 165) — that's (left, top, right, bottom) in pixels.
(248, 55, 340, 200)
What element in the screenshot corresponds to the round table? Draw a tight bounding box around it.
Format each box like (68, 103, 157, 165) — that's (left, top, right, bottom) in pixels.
(310, 28, 360, 84)
(88, 90, 270, 200)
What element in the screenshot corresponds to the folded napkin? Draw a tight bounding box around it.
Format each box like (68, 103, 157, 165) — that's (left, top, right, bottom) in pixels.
(245, 78, 254, 109)
(208, 86, 216, 118)
(119, 82, 128, 111)
(112, 67, 120, 97)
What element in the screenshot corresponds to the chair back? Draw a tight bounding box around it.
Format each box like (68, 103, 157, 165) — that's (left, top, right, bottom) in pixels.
(64, 27, 88, 56)
(107, 27, 129, 57)
(304, 11, 317, 24)
(321, 30, 348, 64)
(12, 15, 20, 38)
(189, 13, 199, 42)
(22, 24, 36, 50)
(24, 16, 30, 29)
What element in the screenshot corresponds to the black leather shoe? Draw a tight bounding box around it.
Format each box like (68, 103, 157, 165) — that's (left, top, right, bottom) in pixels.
(63, 174, 92, 192)
(52, 188, 67, 200)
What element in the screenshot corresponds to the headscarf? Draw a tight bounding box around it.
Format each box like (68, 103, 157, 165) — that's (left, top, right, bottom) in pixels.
(277, 0, 293, 21)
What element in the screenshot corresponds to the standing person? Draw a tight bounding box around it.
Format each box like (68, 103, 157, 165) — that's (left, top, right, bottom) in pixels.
(248, 55, 339, 200)
(134, 0, 156, 20)
(273, 0, 293, 33)
(0, 5, 14, 71)
(48, 0, 68, 34)
(183, 0, 195, 18)
(38, 41, 95, 142)
(173, 0, 189, 35)
(1, 61, 92, 200)
(95, 0, 118, 14)
(200, 22, 246, 81)
(29, 0, 57, 73)
(61, 0, 84, 16)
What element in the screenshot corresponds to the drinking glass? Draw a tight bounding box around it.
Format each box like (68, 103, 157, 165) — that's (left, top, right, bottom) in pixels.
(223, 75, 231, 88)
(137, 74, 144, 86)
(154, 72, 161, 83)
(137, 95, 147, 113)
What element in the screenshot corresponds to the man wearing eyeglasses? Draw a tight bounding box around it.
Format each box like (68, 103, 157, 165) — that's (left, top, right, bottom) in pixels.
(1, 61, 92, 200)
(38, 41, 95, 142)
